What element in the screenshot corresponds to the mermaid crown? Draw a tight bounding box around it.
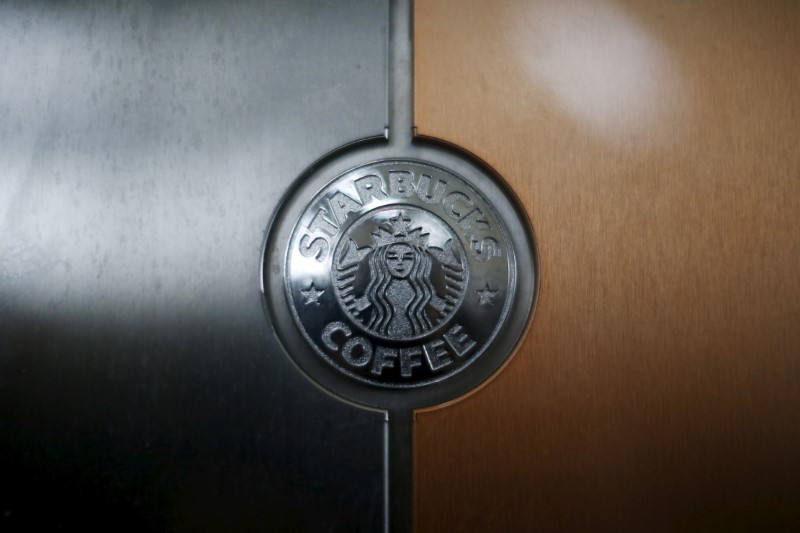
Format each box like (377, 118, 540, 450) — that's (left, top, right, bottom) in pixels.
(372, 212, 430, 247)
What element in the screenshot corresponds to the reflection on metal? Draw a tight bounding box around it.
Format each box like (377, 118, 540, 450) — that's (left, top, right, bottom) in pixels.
(508, 0, 683, 146)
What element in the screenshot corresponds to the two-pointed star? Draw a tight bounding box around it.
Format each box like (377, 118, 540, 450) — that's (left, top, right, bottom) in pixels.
(476, 283, 499, 306)
(300, 283, 324, 305)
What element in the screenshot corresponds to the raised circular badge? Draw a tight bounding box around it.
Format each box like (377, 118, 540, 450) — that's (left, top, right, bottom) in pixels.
(263, 151, 536, 408)
(287, 160, 512, 388)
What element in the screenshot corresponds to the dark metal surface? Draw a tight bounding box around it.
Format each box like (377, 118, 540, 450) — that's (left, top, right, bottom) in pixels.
(0, 1, 389, 530)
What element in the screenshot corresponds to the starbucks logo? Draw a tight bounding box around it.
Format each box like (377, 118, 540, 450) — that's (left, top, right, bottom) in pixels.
(332, 208, 467, 341)
(276, 159, 518, 389)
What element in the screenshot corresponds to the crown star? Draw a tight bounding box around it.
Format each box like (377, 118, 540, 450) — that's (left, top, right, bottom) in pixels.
(371, 212, 429, 248)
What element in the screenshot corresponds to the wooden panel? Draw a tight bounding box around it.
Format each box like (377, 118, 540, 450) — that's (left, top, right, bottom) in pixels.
(413, 0, 800, 531)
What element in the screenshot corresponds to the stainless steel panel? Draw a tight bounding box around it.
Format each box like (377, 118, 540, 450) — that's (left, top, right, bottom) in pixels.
(0, 1, 388, 530)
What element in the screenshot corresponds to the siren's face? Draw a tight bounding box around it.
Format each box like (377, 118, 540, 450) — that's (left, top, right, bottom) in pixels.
(385, 243, 415, 279)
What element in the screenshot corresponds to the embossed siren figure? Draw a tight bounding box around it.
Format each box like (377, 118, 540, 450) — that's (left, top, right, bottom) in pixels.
(337, 211, 465, 341)
(367, 238, 438, 338)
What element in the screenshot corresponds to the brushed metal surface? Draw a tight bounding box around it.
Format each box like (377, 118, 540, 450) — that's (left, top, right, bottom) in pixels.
(0, 1, 389, 530)
(413, 0, 800, 531)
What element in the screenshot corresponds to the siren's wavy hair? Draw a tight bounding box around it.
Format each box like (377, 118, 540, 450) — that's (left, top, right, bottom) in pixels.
(365, 243, 436, 336)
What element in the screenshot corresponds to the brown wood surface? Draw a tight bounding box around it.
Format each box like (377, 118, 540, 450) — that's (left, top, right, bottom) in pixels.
(412, 1, 800, 531)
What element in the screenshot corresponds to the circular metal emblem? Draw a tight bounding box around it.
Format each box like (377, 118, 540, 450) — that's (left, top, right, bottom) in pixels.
(263, 149, 536, 408)
(282, 160, 518, 389)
